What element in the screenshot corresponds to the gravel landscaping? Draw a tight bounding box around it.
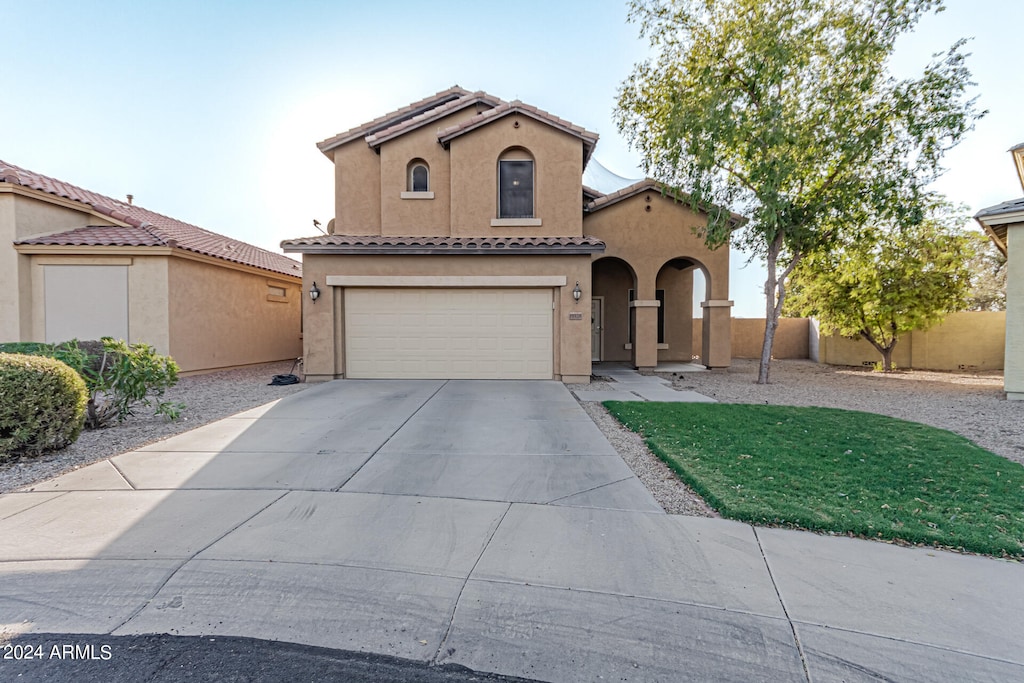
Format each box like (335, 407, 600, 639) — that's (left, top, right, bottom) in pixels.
(0, 361, 309, 493)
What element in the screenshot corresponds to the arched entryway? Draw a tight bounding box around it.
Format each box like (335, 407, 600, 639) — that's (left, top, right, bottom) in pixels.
(591, 257, 638, 362)
(655, 256, 710, 363)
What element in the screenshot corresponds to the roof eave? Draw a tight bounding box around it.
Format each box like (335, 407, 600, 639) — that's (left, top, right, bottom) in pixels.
(1013, 146, 1024, 192)
(974, 216, 1009, 256)
(438, 106, 599, 152)
(585, 180, 747, 227)
(281, 244, 605, 256)
(365, 95, 504, 150)
(316, 87, 471, 156)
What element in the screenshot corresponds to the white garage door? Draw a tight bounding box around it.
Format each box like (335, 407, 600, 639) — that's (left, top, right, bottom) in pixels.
(345, 288, 553, 379)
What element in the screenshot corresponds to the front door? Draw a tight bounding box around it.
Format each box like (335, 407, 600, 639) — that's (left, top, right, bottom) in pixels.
(591, 297, 603, 362)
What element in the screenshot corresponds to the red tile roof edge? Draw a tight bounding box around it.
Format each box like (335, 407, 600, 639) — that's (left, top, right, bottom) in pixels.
(316, 85, 471, 153)
(436, 101, 599, 165)
(281, 234, 605, 254)
(438, 101, 599, 144)
(585, 179, 747, 226)
(365, 92, 505, 148)
(2, 160, 302, 278)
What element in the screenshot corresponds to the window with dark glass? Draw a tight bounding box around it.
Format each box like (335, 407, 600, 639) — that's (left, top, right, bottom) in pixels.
(409, 163, 429, 192)
(498, 159, 534, 218)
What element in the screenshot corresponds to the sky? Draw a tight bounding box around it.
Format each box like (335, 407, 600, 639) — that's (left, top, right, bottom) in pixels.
(3, 0, 1021, 318)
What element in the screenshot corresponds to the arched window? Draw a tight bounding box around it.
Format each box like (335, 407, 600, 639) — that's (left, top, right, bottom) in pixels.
(407, 160, 429, 192)
(497, 149, 534, 219)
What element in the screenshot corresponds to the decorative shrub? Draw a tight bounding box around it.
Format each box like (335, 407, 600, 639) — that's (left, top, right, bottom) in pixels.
(0, 353, 88, 458)
(0, 338, 183, 429)
(84, 338, 182, 428)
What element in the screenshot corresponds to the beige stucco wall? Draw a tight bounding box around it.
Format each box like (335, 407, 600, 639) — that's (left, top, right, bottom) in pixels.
(585, 191, 730, 368)
(0, 193, 20, 342)
(24, 255, 171, 354)
(688, 314, 1003, 371)
(168, 257, 302, 373)
(1003, 223, 1023, 398)
(691, 318, 810, 360)
(378, 111, 467, 235)
(300, 253, 592, 382)
(1, 190, 115, 342)
(330, 143, 382, 234)
(584, 193, 729, 299)
(591, 258, 696, 363)
(815, 311, 1006, 371)
(731, 318, 810, 359)
(331, 112, 585, 239)
(449, 117, 583, 237)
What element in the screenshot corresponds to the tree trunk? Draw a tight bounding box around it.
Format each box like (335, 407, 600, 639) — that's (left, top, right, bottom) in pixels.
(859, 331, 898, 372)
(757, 237, 781, 384)
(758, 234, 802, 384)
(881, 346, 895, 372)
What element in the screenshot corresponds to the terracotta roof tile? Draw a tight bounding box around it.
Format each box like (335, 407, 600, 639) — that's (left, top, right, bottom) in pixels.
(316, 86, 471, 154)
(281, 234, 605, 255)
(4, 160, 302, 278)
(364, 91, 504, 149)
(585, 179, 746, 227)
(582, 185, 605, 204)
(437, 100, 599, 165)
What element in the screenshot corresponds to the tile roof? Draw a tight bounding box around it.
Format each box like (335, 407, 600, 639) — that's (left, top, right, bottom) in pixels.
(585, 179, 746, 227)
(437, 101, 599, 165)
(365, 91, 504, 149)
(281, 234, 605, 255)
(582, 185, 605, 204)
(316, 86, 471, 154)
(3, 160, 302, 278)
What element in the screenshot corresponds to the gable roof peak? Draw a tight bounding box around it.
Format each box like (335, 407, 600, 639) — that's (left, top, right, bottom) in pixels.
(436, 99, 600, 165)
(585, 178, 746, 227)
(3, 159, 302, 277)
(364, 90, 505, 149)
(317, 85, 472, 154)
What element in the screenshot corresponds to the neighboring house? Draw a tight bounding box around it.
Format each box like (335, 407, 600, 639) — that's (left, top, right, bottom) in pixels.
(282, 86, 737, 382)
(975, 142, 1024, 400)
(1, 161, 303, 373)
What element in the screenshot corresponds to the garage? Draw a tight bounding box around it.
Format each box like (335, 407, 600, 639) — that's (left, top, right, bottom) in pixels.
(344, 288, 553, 379)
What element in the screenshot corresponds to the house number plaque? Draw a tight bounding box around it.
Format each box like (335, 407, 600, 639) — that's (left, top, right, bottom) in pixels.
(568, 312, 583, 320)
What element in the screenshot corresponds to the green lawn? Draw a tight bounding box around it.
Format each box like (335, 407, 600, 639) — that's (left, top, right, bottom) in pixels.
(604, 402, 1024, 558)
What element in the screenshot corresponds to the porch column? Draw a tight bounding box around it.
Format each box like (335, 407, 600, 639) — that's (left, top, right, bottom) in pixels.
(630, 299, 660, 373)
(701, 299, 733, 369)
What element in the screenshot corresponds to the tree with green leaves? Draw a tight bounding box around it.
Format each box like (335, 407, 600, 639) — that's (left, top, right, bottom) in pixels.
(964, 232, 1007, 312)
(616, 0, 982, 383)
(783, 203, 975, 372)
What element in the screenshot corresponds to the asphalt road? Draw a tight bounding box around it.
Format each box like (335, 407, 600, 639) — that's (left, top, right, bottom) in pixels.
(0, 633, 544, 682)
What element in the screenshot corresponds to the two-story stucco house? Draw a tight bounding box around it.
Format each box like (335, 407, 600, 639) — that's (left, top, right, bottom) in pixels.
(282, 87, 738, 382)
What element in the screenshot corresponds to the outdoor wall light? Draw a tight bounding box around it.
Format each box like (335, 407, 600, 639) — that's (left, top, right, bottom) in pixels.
(573, 281, 582, 303)
(309, 281, 321, 303)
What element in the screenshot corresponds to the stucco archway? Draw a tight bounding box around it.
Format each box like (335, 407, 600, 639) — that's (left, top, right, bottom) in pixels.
(655, 256, 712, 363)
(591, 256, 638, 362)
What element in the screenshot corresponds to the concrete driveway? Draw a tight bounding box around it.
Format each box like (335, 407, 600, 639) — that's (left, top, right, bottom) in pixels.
(1, 379, 1022, 681)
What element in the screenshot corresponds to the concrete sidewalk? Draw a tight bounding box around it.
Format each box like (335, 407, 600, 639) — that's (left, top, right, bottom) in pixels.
(573, 362, 716, 403)
(1, 379, 1022, 681)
